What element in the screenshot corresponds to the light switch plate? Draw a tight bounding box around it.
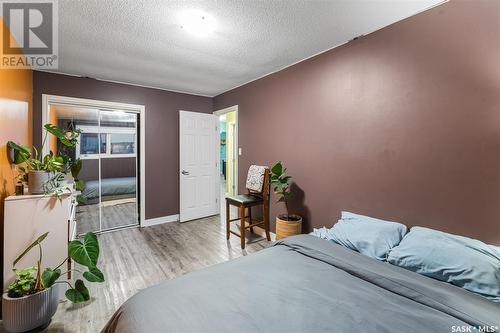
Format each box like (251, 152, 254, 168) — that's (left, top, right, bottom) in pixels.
(238, 147, 242, 156)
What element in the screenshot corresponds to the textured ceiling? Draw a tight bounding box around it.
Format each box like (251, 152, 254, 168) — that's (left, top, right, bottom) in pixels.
(51, 0, 444, 97)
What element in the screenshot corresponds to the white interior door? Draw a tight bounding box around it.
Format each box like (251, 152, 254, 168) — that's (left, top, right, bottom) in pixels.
(179, 111, 219, 222)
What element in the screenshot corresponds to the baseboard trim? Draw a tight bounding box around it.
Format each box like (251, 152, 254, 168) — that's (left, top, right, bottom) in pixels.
(252, 225, 276, 241)
(143, 214, 179, 227)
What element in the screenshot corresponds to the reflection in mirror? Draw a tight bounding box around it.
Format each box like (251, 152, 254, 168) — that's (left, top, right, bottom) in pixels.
(47, 104, 139, 234)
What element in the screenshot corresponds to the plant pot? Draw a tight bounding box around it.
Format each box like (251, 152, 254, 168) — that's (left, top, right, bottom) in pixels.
(275, 214, 303, 240)
(27, 171, 51, 195)
(59, 173, 74, 187)
(2, 286, 59, 332)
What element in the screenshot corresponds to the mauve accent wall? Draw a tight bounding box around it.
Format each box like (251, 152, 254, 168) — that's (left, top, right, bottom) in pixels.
(79, 158, 136, 182)
(33, 71, 213, 220)
(214, 0, 500, 244)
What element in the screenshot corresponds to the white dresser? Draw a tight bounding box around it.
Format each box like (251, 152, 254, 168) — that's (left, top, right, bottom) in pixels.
(3, 192, 77, 293)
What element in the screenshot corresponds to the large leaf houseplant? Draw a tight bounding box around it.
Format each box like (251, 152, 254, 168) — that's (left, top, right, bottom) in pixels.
(270, 161, 302, 240)
(2, 232, 104, 332)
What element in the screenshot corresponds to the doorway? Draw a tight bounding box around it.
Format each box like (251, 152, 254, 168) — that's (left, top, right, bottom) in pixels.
(42, 95, 146, 234)
(214, 106, 238, 219)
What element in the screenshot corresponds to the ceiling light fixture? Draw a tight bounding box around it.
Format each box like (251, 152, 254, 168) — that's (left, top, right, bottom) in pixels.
(179, 9, 216, 37)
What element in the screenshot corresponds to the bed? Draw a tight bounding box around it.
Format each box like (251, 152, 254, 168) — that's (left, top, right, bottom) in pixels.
(102, 235, 500, 333)
(81, 177, 136, 204)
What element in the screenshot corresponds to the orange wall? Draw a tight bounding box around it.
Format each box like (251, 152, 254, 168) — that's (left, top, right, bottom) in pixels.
(0, 18, 33, 278)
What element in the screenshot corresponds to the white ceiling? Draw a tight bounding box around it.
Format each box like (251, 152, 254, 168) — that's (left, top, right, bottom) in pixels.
(51, 0, 444, 97)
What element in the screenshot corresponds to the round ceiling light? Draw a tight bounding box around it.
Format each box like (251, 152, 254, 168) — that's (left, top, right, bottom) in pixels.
(179, 9, 216, 37)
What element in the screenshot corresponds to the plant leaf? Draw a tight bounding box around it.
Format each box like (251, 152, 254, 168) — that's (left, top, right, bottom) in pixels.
(41, 268, 61, 288)
(83, 267, 104, 283)
(65, 279, 90, 303)
(69, 232, 99, 268)
(13, 232, 49, 267)
(75, 179, 86, 191)
(271, 161, 283, 176)
(7, 141, 31, 164)
(44, 124, 72, 147)
(71, 159, 82, 179)
(76, 194, 88, 205)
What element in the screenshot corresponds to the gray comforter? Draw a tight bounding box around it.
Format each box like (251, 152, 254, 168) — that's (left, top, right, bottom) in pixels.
(102, 235, 500, 333)
(82, 177, 136, 201)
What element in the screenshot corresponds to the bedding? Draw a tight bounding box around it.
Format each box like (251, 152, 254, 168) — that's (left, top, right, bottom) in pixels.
(387, 226, 500, 302)
(102, 235, 500, 333)
(81, 177, 136, 202)
(312, 211, 407, 260)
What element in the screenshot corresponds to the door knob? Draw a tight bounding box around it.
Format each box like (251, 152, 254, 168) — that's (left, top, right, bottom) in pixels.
(181, 170, 190, 175)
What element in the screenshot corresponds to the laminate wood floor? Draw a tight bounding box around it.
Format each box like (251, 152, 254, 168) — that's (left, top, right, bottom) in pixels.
(76, 202, 138, 235)
(1, 215, 270, 333)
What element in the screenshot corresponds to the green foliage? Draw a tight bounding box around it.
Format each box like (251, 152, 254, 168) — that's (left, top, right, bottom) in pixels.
(13, 232, 48, 267)
(71, 159, 83, 180)
(69, 232, 99, 268)
(7, 124, 82, 195)
(75, 180, 85, 191)
(65, 279, 90, 303)
(44, 124, 80, 148)
(7, 267, 37, 298)
(7, 141, 31, 164)
(41, 268, 61, 288)
(83, 267, 104, 283)
(270, 161, 293, 219)
(7, 232, 104, 304)
(76, 194, 88, 205)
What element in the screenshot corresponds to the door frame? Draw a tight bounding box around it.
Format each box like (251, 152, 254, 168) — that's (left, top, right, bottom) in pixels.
(213, 105, 238, 201)
(41, 94, 146, 228)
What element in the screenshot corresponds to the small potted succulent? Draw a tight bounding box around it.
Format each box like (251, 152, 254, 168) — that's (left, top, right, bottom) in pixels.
(2, 232, 104, 332)
(270, 161, 302, 239)
(7, 124, 81, 195)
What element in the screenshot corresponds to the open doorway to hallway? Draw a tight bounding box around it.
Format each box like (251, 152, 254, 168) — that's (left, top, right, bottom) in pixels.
(214, 106, 238, 220)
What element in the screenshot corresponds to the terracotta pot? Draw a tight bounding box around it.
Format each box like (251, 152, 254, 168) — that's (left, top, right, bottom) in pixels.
(27, 171, 51, 195)
(2, 286, 59, 332)
(275, 214, 303, 240)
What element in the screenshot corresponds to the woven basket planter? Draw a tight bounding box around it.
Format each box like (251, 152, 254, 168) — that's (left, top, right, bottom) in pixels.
(2, 286, 59, 332)
(275, 214, 302, 240)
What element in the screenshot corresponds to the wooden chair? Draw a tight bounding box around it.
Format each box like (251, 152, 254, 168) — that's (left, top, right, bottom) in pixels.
(225, 165, 271, 249)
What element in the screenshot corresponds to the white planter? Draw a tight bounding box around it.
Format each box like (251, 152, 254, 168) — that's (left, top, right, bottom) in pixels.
(2, 286, 59, 332)
(28, 171, 51, 195)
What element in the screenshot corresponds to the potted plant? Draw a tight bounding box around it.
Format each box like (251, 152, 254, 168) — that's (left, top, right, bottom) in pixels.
(2, 232, 104, 332)
(270, 161, 302, 240)
(7, 124, 81, 195)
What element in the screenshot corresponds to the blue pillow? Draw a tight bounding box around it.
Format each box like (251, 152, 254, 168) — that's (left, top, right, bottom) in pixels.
(387, 227, 500, 302)
(312, 211, 407, 261)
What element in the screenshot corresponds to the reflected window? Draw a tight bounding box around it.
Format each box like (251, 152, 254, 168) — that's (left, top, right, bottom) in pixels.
(76, 126, 136, 159)
(80, 133, 106, 155)
(110, 133, 135, 154)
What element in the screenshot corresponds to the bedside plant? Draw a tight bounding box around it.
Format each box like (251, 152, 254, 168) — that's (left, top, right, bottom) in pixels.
(270, 161, 303, 239)
(2, 231, 104, 332)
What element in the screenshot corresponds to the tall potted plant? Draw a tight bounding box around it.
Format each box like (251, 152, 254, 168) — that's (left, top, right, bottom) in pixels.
(270, 161, 302, 240)
(2, 232, 104, 332)
(7, 124, 80, 194)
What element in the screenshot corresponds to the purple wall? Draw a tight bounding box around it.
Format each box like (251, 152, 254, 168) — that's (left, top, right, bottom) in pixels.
(33, 71, 213, 219)
(214, 0, 500, 244)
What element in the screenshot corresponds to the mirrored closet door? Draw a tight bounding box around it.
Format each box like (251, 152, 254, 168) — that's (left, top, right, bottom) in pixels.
(47, 104, 139, 235)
